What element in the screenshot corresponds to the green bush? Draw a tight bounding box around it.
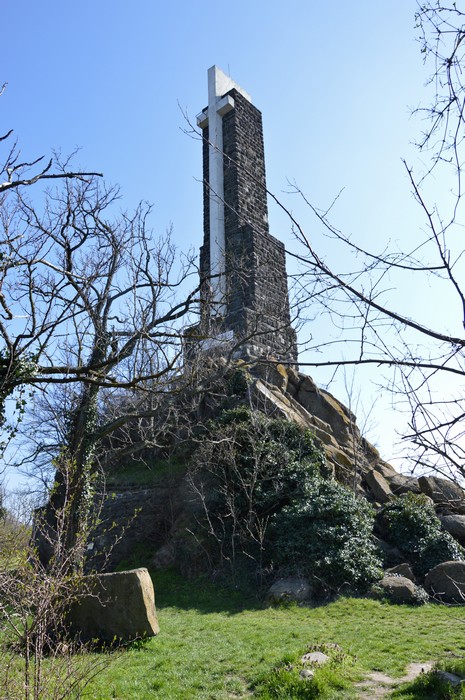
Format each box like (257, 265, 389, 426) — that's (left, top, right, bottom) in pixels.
(226, 366, 252, 395)
(190, 409, 384, 593)
(381, 493, 464, 577)
(196, 409, 327, 518)
(271, 477, 383, 593)
(189, 409, 327, 577)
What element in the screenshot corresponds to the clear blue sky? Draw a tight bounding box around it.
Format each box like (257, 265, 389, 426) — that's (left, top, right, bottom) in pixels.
(3, 1, 447, 469)
(3, 1, 422, 238)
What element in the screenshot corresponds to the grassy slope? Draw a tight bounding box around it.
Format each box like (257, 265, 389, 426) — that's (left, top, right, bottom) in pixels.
(85, 570, 465, 700)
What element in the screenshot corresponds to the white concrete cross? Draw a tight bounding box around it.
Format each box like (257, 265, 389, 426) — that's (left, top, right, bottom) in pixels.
(197, 66, 251, 317)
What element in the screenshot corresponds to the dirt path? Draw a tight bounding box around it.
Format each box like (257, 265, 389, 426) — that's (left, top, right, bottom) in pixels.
(354, 661, 433, 698)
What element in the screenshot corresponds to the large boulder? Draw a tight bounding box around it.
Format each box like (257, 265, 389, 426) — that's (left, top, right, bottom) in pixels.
(418, 476, 465, 512)
(67, 568, 159, 643)
(365, 469, 393, 504)
(266, 577, 312, 605)
(424, 561, 465, 603)
(387, 473, 421, 496)
(440, 515, 465, 543)
(376, 575, 425, 604)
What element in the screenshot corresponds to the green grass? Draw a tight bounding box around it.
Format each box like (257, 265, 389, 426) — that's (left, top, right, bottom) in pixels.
(82, 570, 465, 699)
(391, 658, 465, 699)
(253, 644, 357, 699)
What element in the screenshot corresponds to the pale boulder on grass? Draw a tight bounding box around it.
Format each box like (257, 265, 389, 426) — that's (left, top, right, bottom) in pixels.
(68, 567, 159, 643)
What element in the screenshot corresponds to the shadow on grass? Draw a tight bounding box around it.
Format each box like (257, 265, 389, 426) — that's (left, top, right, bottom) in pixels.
(151, 568, 265, 615)
(150, 567, 340, 617)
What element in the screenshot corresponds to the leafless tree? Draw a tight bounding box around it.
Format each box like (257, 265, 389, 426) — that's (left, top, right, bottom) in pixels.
(274, 1, 465, 482)
(0, 100, 203, 559)
(0, 93, 102, 448)
(6, 172, 201, 561)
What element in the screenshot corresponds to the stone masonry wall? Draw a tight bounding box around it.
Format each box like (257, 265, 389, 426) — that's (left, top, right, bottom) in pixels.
(199, 89, 298, 365)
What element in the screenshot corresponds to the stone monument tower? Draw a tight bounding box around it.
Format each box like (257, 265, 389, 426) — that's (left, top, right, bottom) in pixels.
(195, 65, 298, 365)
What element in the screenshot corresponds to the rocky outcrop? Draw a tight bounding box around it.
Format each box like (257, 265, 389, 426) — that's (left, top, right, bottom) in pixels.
(67, 568, 159, 643)
(253, 364, 390, 497)
(85, 361, 465, 597)
(250, 365, 380, 488)
(250, 364, 465, 522)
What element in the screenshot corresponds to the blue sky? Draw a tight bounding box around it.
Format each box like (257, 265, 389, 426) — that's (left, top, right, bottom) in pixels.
(3, 1, 450, 471)
(3, 1, 422, 234)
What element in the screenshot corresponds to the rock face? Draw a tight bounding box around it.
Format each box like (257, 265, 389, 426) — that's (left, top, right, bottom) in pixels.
(424, 561, 465, 603)
(85, 481, 185, 572)
(67, 568, 159, 643)
(249, 364, 465, 521)
(250, 366, 380, 488)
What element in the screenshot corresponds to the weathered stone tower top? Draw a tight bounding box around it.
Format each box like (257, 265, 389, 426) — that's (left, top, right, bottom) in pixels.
(196, 66, 298, 365)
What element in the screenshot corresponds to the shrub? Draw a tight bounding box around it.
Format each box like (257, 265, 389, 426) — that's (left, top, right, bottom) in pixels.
(195, 409, 327, 516)
(271, 476, 383, 593)
(381, 493, 464, 577)
(226, 366, 252, 395)
(188, 409, 327, 578)
(190, 409, 384, 593)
